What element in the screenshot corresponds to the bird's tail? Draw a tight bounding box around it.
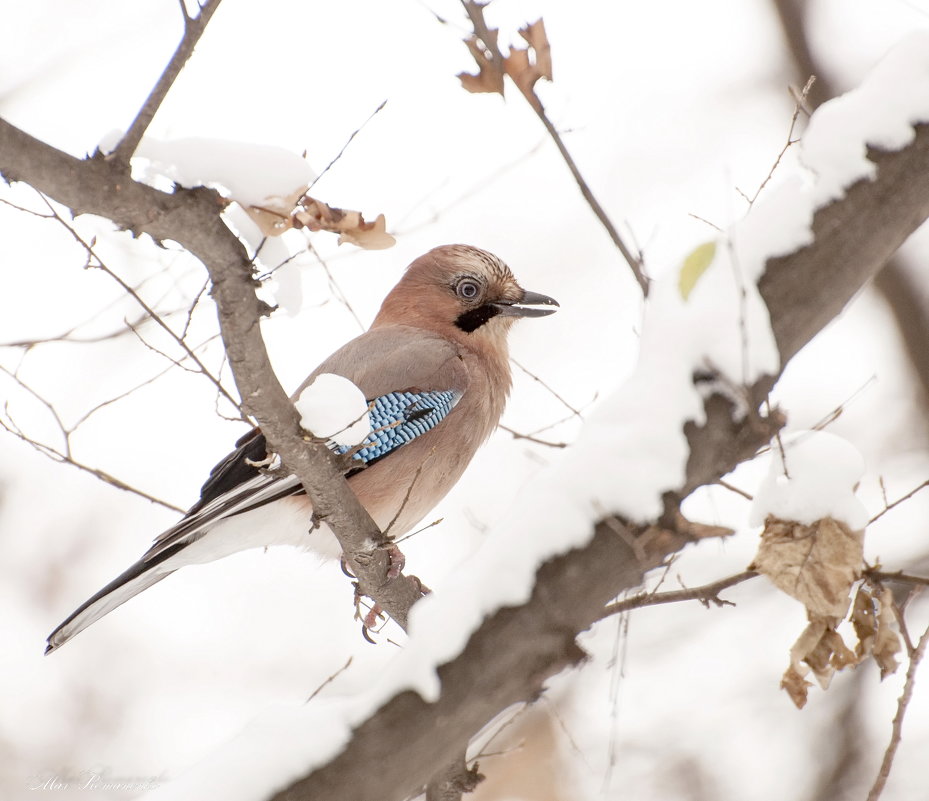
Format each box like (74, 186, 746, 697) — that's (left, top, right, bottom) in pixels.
(45, 558, 176, 654)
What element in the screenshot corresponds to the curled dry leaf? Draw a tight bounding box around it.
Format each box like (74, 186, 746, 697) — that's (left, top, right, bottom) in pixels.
(244, 186, 309, 237)
(873, 587, 903, 677)
(782, 614, 857, 708)
(852, 584, 902, 678)
(457, 9, 553, 112)
(458, 36, 505, 96)
(781, 664, 813, 709)
(750, 515, 864, 619)
(295, 199, 396, 250)
(246, 194, 396, 250)
(519, 20, 552, 80)
(504, 20, 553, 112)
(335, 213, 395, 250)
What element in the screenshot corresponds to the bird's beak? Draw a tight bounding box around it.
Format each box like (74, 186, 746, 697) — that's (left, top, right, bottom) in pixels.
(493, 289, 560, 318)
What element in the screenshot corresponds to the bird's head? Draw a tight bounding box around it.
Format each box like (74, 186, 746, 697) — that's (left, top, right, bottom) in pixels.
(372, 245, 558, 352)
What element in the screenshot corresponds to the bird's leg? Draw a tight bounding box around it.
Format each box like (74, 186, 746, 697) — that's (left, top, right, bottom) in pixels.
(351, 581, 384, 632)
(363, 602, 384, 631)
(381, 541, 406, 579)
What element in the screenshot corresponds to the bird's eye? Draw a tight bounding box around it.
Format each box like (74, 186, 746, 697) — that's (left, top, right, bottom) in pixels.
(456, 279, 481, 300)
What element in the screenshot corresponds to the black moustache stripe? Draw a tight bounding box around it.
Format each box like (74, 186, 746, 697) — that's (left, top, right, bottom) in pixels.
(455, 304, 502, 333)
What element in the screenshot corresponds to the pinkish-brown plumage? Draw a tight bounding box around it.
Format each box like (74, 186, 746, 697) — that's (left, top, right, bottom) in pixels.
(46, 245, 558, 652)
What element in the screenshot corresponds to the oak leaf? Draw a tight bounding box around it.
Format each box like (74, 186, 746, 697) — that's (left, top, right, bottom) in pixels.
(458, 35, 505, 96)
(336, 213, 395, 250)
(519, 20, 552, 80)
(244, 186, 308, 237)
(503, 20, 553, 112)
(291, 197, 396, 250)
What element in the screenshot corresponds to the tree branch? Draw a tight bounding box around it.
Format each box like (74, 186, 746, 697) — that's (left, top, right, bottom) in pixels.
(109, 0, 224, 165)
(598, 570, 759, 621)
(0, 119, 422, 631)
(771, 0, 929, 410)
(866, 621, 929, 801)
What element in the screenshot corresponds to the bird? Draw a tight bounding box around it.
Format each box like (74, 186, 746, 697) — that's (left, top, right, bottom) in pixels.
(45, 244, 558, 653)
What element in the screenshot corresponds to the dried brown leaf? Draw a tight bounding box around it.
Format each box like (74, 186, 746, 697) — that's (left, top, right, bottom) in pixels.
(781, 664, 812, 709)
(293, 197, 395, 250)
(337, 213, 395, 250)
(850, 583, 902, 678)
(519, 19, 552, 79)
(750, 516, 864, 618)
(503, 19, 552, 113)
(244, 185, 308, 237)
(782, 613, 858, 706)
(873, 587, 902, 678)
(458, 35, 505, 96)
(852, 583, 878, 657)
(804, 625, 858, 688)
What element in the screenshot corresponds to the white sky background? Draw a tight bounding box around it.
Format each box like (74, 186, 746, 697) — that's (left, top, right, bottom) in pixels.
(2, 1, 929, 800)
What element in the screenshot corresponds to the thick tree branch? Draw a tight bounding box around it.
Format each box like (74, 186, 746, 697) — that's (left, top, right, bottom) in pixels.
(772, 0, 929, 409)
(0, 118, 422, 630)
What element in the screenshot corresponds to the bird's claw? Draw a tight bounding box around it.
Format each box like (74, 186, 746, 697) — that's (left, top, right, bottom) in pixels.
(382, 542, 405, 579)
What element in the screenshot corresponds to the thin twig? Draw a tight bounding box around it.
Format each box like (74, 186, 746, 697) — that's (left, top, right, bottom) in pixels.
(532, 108, 648, 294)
(0, 415, 184, 512)
(868, 479, 929, 525)
(394, 137, 546, 234)
(598, 571, 758, 621)
(687, 212, 724, 233)
(498, 424, 567, 448)
(109, 0, 224, 164)
(394, 518, 443, 545)
(306, 240, 366, 331)
(866, 570, 929, 590)
(308, 100, 387, 190)
(865, 621, 929, 801)
(715, 478, 754, 501)
(40, 196, 243, 414)
(382, 457, 431, 536)
(739, 75, 815, 209)
(512, 358, 582, 419)
(306, 656, 353, 703)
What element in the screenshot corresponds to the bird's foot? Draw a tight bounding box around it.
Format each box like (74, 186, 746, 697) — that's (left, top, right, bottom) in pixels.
(363, 602, 384, 631)
(381, 541, 405, 579)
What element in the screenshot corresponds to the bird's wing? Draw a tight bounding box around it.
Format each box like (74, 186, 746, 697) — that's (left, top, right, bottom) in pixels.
(45, 329, 470, 653)
(141, 327, 470, 560)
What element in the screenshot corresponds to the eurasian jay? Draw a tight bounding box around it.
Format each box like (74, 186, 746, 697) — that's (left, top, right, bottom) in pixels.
(46, 245, 558, 652)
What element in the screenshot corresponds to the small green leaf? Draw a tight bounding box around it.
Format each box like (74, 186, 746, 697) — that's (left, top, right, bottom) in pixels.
(678, 241, 718, 301)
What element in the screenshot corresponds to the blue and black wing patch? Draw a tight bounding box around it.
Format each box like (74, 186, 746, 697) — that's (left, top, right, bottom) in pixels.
(336, 389, 461, 465)
(187, 389, 462, 516)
